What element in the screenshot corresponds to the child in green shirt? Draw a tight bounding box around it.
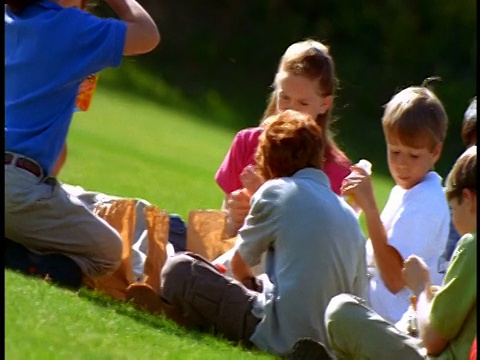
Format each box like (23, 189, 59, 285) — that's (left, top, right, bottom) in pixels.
(403, 145, 477, 358)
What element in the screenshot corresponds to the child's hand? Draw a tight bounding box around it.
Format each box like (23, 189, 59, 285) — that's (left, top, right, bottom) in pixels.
(402, 255, 431, 296)
(341, 165, 376, 212)
(226, 189, 251, 231)
(240, 165, 264, 196)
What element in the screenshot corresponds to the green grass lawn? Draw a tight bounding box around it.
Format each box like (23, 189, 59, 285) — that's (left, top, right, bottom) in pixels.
(5, 271, 273, 360)
(61, 82, 394, 223)
(60, 84, 234, 218)
(5, 82, 395, 359)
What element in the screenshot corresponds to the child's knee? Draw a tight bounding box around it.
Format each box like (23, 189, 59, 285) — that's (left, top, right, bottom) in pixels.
(325, 293, 368, 351)
(161, 253, 195, 299)
(94, 231, 123, 275)
(162, 253, 195, 278)
(326, 293, 364, 325)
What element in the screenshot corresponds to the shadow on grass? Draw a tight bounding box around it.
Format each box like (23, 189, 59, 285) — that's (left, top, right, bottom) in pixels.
(77, 285, 269, 356)
(78, 286, 188, 336)
(99, 59, 255, 133)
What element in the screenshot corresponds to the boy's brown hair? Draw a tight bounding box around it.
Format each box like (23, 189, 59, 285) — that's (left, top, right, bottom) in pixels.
(461, 97, 476, 147)
(255, 109, 324, 181)
(382, 80, 448, 151)
(444, 145, 477, 203)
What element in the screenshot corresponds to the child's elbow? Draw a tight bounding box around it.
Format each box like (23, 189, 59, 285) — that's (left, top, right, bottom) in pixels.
(230, 251, 242, 277)
(139, 27, 160, 54)
(384, 277, 405, 295)
(123, 24, 161, 55)
(146, 28, 161, 52)
(422, 329, 449, 356)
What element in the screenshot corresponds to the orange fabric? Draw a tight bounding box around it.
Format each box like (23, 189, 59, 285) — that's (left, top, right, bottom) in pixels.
(75, 74, 99, 111)
(186, 210, 236, 261)
(142, 206, 169, 294)
(83, 199, 136, 300)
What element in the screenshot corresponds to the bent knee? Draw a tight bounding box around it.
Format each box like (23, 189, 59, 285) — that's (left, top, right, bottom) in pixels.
(325, 293, 364, 324)
(161, 253, 195, 293)
(93, 231, 123, 276)
(162, 252, 196, 275)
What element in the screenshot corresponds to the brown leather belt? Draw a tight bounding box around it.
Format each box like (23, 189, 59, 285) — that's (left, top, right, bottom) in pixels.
(5, 153, 43, 178)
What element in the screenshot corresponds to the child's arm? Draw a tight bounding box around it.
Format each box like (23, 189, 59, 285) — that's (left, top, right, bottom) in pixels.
(105, 0, 160, 55)
(415, 290, 448, 355)
(231, 251, 256, 285)
(363, 204, 405, 293)
(222, 190, 251, 238)
(402, 255, 449, 355)
(52, 143, 67, 177)
(240, 165, 264, 196)
(342, 166, 405, 293)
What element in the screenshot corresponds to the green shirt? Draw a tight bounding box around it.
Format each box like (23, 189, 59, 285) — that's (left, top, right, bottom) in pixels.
(430, 232, 476, 359)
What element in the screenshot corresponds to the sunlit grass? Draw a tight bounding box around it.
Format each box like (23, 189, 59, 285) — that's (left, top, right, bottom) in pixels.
(6, 82, 395, 359)
(5, 271, 274, 360)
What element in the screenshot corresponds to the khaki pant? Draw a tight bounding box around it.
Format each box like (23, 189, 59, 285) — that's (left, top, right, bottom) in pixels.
(325, 294, 426, 360)
(5, 156, 123, 278)
(161, 252, 261, 344)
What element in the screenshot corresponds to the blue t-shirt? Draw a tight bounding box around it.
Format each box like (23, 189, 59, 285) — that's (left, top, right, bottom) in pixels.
(5, 1, 126, 174)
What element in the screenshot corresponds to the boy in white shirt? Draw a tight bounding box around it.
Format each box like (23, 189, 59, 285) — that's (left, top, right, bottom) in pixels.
(340, 80, 450, 323)
(313, 146, 477, 360)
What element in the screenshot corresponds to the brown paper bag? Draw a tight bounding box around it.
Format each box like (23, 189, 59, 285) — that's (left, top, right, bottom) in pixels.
(186, 210, 236, 262)
(142, 206, 170, 294)
(83, 199, 136, 300)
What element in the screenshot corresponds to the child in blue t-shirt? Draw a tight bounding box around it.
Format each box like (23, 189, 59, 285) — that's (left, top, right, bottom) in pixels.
(5, 0, 160, 288)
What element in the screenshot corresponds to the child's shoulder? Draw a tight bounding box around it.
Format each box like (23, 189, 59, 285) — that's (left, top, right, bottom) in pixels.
(458, 232, 477, 248)
(232, 127, 263, 147)
(389, 172, 446, 205)
(401, 172, 448, 211)
(410, 171, 444, 194)
(235, 126, 263, 138)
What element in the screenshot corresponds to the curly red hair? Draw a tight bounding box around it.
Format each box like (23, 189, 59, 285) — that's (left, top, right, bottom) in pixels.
(255, 110, 324, 181)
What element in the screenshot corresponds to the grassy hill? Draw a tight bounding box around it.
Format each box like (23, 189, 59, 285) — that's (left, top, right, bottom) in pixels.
(6, 80, 395, 359)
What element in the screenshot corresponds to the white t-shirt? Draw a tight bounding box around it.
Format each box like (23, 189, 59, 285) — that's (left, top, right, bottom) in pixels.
(367, 171, 449, 323)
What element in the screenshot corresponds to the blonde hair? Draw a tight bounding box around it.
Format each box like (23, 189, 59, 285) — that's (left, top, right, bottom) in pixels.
(255, 110, 323, 180)
(382, 83, 447, 151)
(445, 146, 476, 203)
(261, 39, 348, 165)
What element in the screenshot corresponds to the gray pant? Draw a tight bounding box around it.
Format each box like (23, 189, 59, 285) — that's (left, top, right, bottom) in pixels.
(5, 156, 123, 278)
(325, 294, 427, 360)
(161, 252, 261, 344)
(61, 183, 155, 281)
